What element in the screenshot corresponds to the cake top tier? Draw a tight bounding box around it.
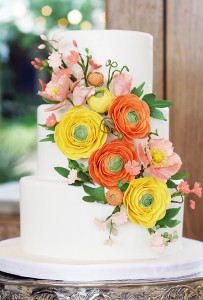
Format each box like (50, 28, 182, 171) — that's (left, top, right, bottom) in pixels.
(54, 30, 153, 94)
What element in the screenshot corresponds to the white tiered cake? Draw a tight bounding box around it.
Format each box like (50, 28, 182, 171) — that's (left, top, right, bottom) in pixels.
(20, 30, 184, 262)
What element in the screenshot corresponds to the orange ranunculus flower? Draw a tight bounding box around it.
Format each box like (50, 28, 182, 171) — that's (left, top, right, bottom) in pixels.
(108, 94, 150, 140)
(105, 188, 123, 206)
(88, 139, 138, 189)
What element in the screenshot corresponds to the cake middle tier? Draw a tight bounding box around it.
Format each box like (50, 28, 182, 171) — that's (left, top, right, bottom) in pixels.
(20, 176, 183, 261)
(37, 104, 169, 181)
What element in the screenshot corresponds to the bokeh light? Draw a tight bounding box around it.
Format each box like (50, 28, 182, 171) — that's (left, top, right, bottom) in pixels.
(80, 21, 92, 30)
(41, 5, 53, 17)
(58, 18, 69, 28)
(67, 9, 82, 25)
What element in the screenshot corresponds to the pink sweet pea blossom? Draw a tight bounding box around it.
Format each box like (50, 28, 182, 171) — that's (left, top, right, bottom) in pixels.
(89, 59, 102, 72)
(178, 181, 190, 194)
(38, 70, 71, 111)
(67, 169, 78, 184)
(46, 113, 58, 127)
(72, 86, 95, 106)
(94, 218, 107, 231)
(190, 182, 202, 198)
(149, 232, 166, 254)
(189, 199, 196, 210)
(67, 50, 80, 65)
(111, 211, 128, 226)
(48, 52, 62, 70)
(113, 73, 134, 96)
(137, 139, 182, 182)
(124, 160, 141, 176)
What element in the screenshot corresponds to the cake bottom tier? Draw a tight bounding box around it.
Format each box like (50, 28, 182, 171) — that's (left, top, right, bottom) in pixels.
(20, 176, 183, 262)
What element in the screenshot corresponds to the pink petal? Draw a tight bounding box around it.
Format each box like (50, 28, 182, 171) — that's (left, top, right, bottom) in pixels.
(45, 99, 67, 112)
(72, 86, 95, 106)
(113, 73, 134, 96)
(137, 143, 150, 167)
(189, 199, 195, 210)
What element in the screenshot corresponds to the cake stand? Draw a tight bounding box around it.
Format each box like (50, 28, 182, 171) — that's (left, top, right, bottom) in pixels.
(0, 237, 202, 299)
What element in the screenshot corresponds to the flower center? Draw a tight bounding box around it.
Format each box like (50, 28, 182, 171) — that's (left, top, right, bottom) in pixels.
(74, 125, 88, 141)
(140, 193, 154, 207)
(52, 85, 59, 96)
(127, 111, 139, 124)
(152, 151, 163, 165)
(95, 90, 105, 98)
(109, 156, 124, 173)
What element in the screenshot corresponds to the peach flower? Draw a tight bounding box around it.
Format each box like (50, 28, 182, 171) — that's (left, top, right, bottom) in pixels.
(89, 59, 102, 72)
(94, 218, 107, 231)
(105, 188, 123, 206)
(137, 139, 182, 182)
(124, 160, 141, 176)
(149, 232, 166, 254)
(190, 182, 202, 198)
(88, 139, 138, 189)
(72, 86, 95, 106)
(46, 113, 58, 127)
(67, 50, 80, 65)
(111, 211, 128, 226)
(108, 94, 150, 140)
(178, 181, 190, 194)
(189, 200, 195, 210)
(48, 52, 62, 70)
(113, 73, 134, 96)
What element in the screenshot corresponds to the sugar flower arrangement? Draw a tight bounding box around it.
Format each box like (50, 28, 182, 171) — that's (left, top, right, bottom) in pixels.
(32, 34, 202, 254)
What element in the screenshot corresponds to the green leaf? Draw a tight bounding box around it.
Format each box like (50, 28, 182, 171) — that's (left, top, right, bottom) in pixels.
(77, 171, 90, 182)
(149, 100, 173, 108)
(166, 179, 177, 189)
(156, 207, 181, 228)
(142, 93, 156, 104)
(112, 206, 121, 214)
(83, 184, 107, 204)
(40, 134, 55, 143)
(54, 167, 69, 178)
(42, 97, 59, 105)
(131, 82, 145, 97)
(82, 196, 95, 202)
(68, 159, 80, 169)
(171, 172, 189, 180)
(118, 180, 129, 192)
(150, 107, 167, 121)
(38, 124, 56, 131)
(71, 180, 83, 186)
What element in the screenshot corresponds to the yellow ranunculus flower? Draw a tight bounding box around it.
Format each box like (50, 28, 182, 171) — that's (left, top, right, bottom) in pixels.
(87, 88, 114, 113)
(54, 106, 107, 160)
(123, 177, 171, 228)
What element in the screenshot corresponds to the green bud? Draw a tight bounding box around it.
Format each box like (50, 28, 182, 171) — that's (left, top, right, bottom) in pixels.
(163, 232, 168, 238)
(168, 234, 172, 239)
(85, 48, 89, 53)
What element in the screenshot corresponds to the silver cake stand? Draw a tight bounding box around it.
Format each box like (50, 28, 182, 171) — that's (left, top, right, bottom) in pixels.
(0, 237, 202, 299)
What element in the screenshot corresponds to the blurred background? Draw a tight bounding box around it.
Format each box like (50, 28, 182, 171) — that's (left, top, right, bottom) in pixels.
(0, 0, 202, 242)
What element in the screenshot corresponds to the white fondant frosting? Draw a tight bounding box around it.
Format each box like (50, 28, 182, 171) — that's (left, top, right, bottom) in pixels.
(20, 176, 183, 261)
(20, 30, 183, 262)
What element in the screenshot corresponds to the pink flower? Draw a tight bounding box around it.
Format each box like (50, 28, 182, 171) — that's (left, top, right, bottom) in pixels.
(113, 73, 134, 96)
(178, 181, 190, 194)
(48, 52, 62, 70)
(67, 169, 78, 184)
(89, 59, 102, 72)
(70, 71, 84, 92)
(189, 199, 196, 210)
(111, 211, 128, 226)
(38, 69, 71, 111)
(190, 182, 202, 198)
(124, 160, 141, 176)
(72, 86, 95, 106)
(137, 139, 182, 182)
(46, 113, 58, 127)
(94, 218, 107, 231)
(73, 40, 78, 47)
(67, 50, 80, 65)
(149, 232, 166, 254)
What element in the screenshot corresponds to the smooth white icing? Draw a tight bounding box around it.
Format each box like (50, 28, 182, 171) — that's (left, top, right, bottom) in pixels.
(20, 176, 183, 261)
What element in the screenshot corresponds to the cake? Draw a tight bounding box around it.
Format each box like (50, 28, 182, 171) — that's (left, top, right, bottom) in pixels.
(20, 30, 201, 262)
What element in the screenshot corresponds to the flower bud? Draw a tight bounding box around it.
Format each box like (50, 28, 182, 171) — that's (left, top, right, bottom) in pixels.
(38, 44, 46, 49)
(40, 34, 48, 41)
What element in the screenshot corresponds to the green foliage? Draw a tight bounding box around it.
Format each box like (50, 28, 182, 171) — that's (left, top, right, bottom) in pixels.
(156, 207, 181, 228)
(166, 179, 177, 189)
(83, 184, 107, 204)
(54, 167, 70, 178)
(171, 172, 189, 180)
(40, 133, 55, 143)
(142, 93, 173, 121)
(118, 180, 129, 192)
(131, 82, 145, 97)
